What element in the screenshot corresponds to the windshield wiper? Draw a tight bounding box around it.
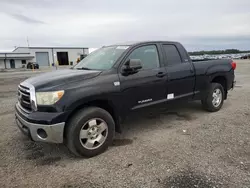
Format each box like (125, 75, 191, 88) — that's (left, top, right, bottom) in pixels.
(76, 67, 92, 70)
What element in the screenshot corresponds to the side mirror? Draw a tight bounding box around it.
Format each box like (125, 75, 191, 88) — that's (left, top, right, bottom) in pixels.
(122, 59, 142, 75)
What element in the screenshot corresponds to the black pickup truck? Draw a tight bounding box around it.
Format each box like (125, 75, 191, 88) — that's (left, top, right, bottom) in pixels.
(15, 41, 236, 157)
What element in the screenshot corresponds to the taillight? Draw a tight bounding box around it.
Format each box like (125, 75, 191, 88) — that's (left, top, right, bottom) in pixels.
(231, 61, 236, 70)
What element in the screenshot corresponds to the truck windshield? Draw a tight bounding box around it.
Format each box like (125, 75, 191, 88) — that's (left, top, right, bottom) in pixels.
(74, 46, 129, 70)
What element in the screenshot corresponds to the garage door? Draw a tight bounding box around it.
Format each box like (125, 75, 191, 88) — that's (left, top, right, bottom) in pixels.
(35, 52, 49, 66)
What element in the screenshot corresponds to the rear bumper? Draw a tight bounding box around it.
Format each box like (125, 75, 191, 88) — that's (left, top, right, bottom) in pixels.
(15, 103, 65, 143)
(226, 70, 235, 91)
(231, 80, 236, 90)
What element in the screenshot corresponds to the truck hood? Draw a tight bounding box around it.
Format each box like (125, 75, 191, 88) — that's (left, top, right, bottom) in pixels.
(23, 69, 101, 90)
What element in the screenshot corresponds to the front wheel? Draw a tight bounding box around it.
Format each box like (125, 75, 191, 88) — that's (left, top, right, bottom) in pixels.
(201, 83, 225, 112)
(66, 107, 115, 157)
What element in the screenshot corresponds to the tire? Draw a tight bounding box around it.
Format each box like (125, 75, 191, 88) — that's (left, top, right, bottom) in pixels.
(201, 83, 225, 112)
(65, 107, 115, 157)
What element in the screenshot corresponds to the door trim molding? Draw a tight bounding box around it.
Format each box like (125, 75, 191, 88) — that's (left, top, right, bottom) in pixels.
(131, 91, 199, 110)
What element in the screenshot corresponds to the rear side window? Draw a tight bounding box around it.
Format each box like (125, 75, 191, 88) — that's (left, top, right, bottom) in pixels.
(163, 45, 182, 66)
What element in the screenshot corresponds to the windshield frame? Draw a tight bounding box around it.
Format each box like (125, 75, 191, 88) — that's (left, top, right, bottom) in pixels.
(73, 45, 131, 71)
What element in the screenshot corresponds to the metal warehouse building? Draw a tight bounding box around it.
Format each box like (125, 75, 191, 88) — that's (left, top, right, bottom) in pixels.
(0, 47, 89, 69)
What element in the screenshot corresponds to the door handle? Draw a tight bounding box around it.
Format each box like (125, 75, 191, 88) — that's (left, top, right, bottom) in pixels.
(190, 68, 194, 73)
(189, 65, 194, 73)
(156, 72, 167, 78)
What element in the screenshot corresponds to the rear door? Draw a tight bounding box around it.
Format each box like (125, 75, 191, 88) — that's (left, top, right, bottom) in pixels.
(162, 43, 195, 100)
(118, 44, 167, 110)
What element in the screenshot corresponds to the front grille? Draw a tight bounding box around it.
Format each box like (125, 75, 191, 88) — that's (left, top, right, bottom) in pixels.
(18, 84, 32, 112)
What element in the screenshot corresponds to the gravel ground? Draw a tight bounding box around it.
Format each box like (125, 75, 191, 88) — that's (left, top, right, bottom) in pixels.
(0, 60, 250, 188)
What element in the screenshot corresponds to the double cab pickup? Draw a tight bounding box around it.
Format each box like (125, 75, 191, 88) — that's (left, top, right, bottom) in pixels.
(15, 41, 236, 157)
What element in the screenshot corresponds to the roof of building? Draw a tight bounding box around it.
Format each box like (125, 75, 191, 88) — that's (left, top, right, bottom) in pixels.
(0, 56, 34, 60)
(0, 52, 30, 55)
(0, 52, 33, 59)
(13, 46, 88, 51)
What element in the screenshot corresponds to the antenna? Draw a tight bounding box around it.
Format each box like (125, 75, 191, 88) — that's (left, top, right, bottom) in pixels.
(27, 36, 30, 47)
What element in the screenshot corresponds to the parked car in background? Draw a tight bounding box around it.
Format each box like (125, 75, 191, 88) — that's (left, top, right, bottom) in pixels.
(240, 54, 250, 59)
(27, 62, 39, 69)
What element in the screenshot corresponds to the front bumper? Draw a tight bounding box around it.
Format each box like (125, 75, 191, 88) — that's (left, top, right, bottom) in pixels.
(15, 104, 65, 143)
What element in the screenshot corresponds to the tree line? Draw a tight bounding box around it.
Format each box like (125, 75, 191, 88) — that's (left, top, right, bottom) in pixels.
(189, 49, 250, 55)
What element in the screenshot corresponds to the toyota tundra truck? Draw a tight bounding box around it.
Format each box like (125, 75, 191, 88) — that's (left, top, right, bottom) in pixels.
(15, 41, 236, 157)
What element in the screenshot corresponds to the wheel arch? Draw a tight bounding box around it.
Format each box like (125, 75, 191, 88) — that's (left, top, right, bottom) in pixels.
(64, 99, 121, 138)
(211, 75, 227, 99)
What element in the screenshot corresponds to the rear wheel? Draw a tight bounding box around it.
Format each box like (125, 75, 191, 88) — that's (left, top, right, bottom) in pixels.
(201, 83, 224, 112)
(66, 107, 115, 157)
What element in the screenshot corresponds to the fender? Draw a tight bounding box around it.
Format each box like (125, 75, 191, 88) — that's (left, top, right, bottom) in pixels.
(205, 63, 232, 76)
(64, 94, 123, 133)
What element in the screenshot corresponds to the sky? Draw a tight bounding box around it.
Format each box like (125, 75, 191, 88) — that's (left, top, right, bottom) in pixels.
(0, 0, 250, 51)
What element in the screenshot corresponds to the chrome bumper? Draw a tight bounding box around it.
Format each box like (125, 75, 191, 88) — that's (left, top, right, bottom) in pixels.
(15, 112, 65, 143)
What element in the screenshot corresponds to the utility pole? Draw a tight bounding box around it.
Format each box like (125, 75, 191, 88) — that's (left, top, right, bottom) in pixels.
(4, 53, 6, 69)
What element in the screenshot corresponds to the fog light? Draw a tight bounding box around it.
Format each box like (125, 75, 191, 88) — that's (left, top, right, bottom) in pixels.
(37, 128, 47, 139)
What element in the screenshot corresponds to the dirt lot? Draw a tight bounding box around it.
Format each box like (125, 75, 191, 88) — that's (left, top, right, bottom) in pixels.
(0, 60, 250, 188)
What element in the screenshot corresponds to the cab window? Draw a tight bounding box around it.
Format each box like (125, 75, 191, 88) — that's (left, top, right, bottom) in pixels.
(127, 45, 160, 69)
(163, 45, 182, 66)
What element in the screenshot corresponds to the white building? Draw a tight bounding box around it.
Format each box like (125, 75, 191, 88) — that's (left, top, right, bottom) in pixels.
(0, 46, 89, 69)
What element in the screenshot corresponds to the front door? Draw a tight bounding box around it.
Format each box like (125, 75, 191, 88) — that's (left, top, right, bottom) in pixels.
(119, 44, 167, 111)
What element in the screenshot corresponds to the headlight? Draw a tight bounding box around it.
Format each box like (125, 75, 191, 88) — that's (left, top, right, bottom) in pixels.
(36, 90, 64, 105)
